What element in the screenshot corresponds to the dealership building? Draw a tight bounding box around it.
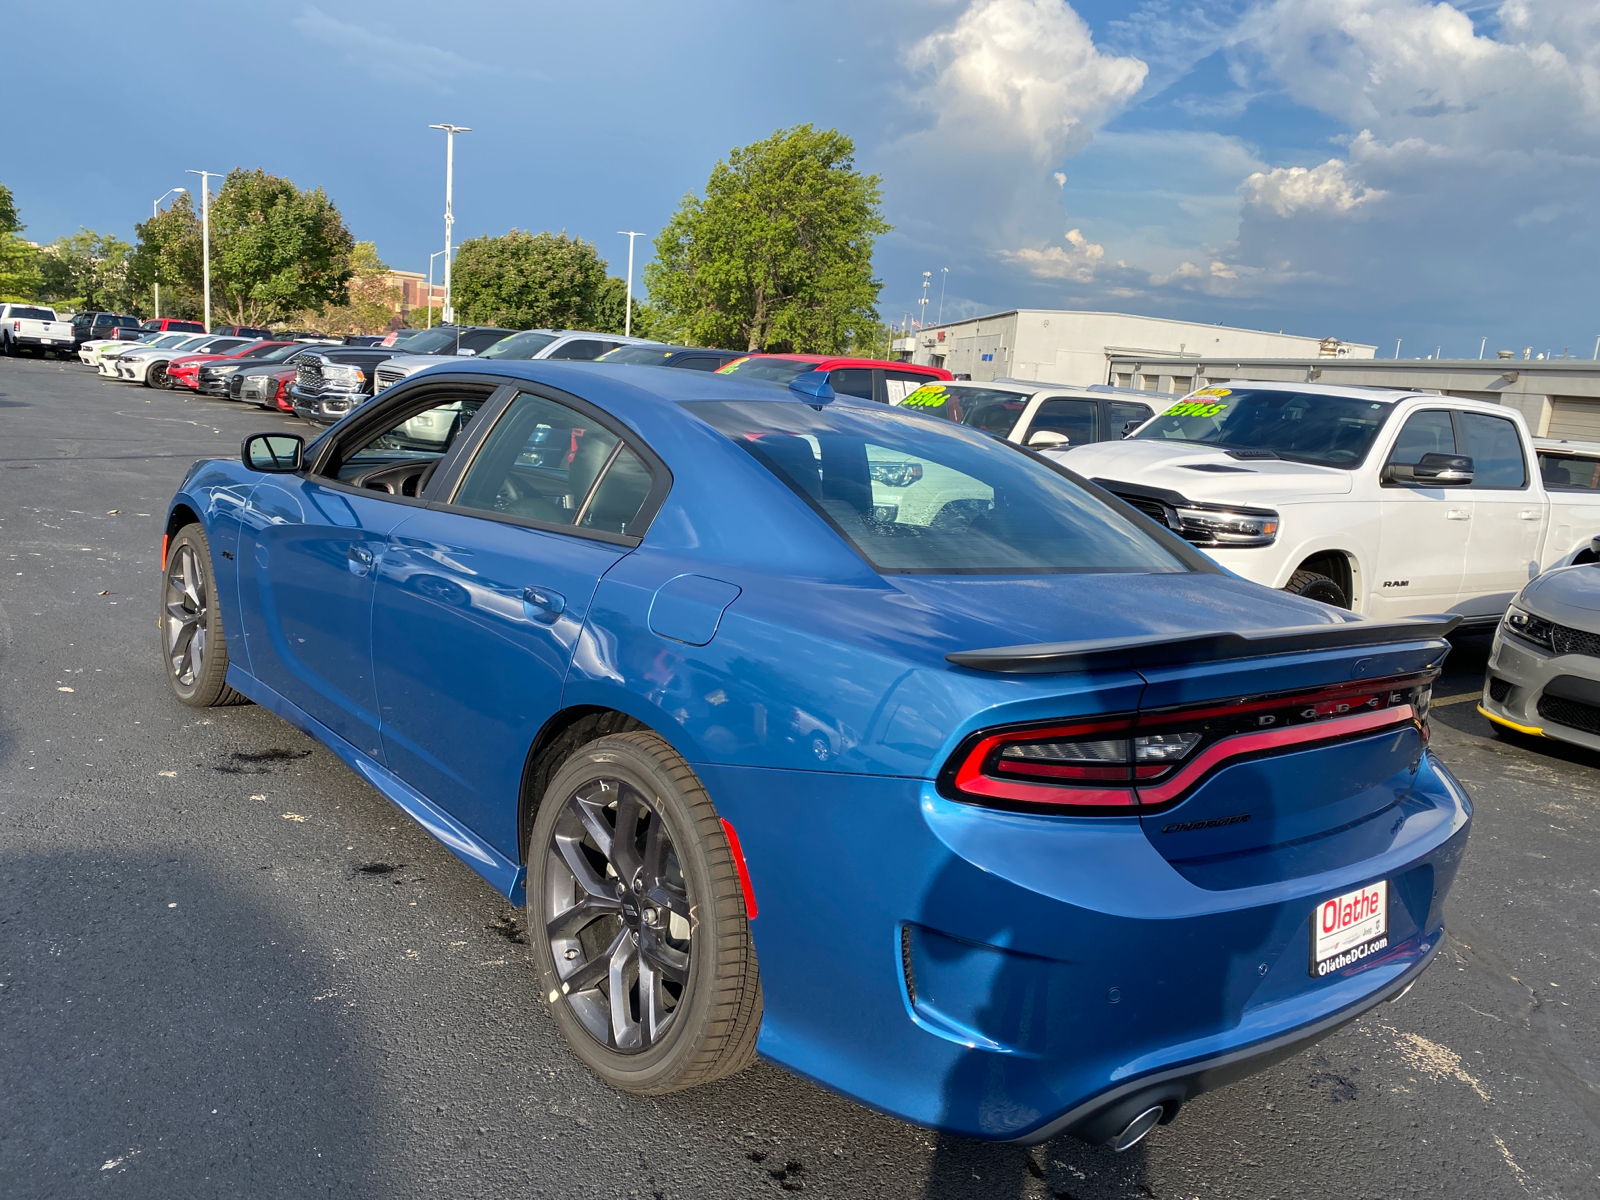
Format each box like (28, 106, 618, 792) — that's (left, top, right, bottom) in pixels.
(898, 309, 1375, 388)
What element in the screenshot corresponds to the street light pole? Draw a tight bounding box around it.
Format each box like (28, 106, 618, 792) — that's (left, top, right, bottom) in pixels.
(150, 187, 186, 319)
(429, 124, 471, 323)
(918, 271, 931, 328)
(427, 250, 447, 329)
(185, 171, 220, 332)
(937, 267, 948, 325)
(617, 231, 644, 338)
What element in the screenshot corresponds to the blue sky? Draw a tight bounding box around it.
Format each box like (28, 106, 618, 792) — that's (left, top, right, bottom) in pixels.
(8, 1, 1596, 358)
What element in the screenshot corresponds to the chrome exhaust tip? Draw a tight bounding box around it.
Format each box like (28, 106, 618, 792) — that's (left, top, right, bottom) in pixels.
(1110, 1105, 1166, 1153)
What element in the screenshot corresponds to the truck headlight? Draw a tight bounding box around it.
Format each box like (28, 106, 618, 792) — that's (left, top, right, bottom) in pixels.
(1503, 604, 1554, 651)
(323, 364, 365, 388)
(1172, 504, 1280, 547)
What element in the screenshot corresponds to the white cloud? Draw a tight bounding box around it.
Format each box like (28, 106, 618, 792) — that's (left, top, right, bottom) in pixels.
(1244, 159, 1387, 217)
(1000, 228, 1106, 279)
(292, 7, 509, 90)
(906, 0, 1148, 162)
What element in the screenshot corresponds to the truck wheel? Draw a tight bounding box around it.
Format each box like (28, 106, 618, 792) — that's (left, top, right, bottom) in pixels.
(1284, 569, 1349, 609)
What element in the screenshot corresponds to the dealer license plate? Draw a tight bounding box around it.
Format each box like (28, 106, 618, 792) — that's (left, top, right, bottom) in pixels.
(41, 338, 53, 344)
(1311, 880, 1388, 977)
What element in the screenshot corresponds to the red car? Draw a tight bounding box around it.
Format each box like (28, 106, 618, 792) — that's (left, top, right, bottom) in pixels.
(166, 341, 289, 390)
(715, 353, 951, 404)
(141, 318, 207, 334)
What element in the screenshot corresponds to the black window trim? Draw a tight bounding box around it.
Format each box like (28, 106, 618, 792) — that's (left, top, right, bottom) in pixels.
(303, 377, 515, 510)
(1380, 406, 1530, 492)
(426, 380, 674, 548)
(1452, 408, 1530, 492)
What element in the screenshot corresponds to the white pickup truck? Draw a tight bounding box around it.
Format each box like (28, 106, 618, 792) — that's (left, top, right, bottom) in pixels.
(1056, 379, 1600, 627)
(1, 304, 75, 357)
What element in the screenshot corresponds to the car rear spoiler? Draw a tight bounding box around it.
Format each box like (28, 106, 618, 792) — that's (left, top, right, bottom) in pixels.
(945, 615, 1463, 674)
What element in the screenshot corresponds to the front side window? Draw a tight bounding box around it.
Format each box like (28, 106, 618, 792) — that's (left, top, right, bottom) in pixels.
(688, 400, 1188, 575)
(828, 368, 874, 400)
(1457, 412, 1527, 489)
(338, 397, 487, 480)
(1135, 389, 1394, 467)
(451, 392, 653, 535)
(1386, 410, 1455, 466)
(1031, 398, 1099, 445)
(1539, 452, 1600, 491)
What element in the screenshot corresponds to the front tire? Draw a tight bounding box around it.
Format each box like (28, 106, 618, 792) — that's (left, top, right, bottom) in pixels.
(1284, 568, 1349, 608)
(528, 731, 761, 1095)
(160, 523, 248, 707)
(147, 361, 169, 388)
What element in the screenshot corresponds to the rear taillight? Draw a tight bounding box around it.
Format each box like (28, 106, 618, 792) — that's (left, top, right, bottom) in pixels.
(942, 673, 1435, 815)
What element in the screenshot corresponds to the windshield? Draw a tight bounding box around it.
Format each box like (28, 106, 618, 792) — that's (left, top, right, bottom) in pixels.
(688, 400, 1187, 575)
(1133, 388, 1394, 467)
(899, 383, 1032, 435)
(479, 330, 559, 360)
(596, 344, 682, 365)
(715, 357, 816, 384)
(395, 327, 469, 355)
(234, 342, 294, 360)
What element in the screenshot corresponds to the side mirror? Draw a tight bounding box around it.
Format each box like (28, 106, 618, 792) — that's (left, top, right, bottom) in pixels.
(788, 371, 836, 401)
(242, 432, 304, 473)
(456, 348, 477, 356)
(1120, 419, 1143, 438)
(1027, 430, 1070, 449)
(1413, 452, 1474, 485)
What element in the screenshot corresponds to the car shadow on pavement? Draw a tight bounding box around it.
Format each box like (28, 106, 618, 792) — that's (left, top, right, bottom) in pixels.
(0, 850, 384, 1199)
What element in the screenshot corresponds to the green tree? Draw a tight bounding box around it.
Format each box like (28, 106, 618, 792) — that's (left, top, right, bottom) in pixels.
(131, 193, 204, 318)
(292, 241, 401, 336)
(0, 180, 42, 301)
(208, 168, 355, 326)
(38, 230, 136, 312)
(590, 275, 655, 339)
(454, 229, 617, 331)
(645, 124, 890, 353)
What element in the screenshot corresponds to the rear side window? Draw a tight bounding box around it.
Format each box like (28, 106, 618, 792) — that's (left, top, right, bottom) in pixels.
(1539, 453, 1600, 491)
(1457, 412, 1527, 489)
(452, 392, 654, 535)
(1108, 401, 1153, 432)
(828, 368, 874, 400)
(688, 400, 1187, 575)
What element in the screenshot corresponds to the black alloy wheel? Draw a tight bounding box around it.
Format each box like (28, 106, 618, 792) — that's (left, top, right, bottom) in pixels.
(148, 361, 169, 388)
(529, 731, 761, 1094)
(544, 776, 693, 1053)
(160, 524, 247, 708)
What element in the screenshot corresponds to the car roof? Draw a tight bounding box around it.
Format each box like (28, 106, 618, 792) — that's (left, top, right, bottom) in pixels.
(402, 358, 873, 407)
(734, 353, 945, 371)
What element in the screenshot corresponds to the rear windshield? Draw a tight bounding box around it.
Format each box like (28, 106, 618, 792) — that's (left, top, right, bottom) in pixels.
(8, 306, 56, 321)
(479, 330, 558, 360)
(715, 357, 816, 384)
(688, 400, 1186, 575)
(1133, 388, 1393, 467)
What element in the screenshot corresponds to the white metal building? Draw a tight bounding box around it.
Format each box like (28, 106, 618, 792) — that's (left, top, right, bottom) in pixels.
(901, 309, 1375, 387)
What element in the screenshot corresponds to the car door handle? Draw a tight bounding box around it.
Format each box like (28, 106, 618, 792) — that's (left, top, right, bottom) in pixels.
(522, 586, 566, 624)
(1446, 509, 1471, 521)
(347, 544, 374, 576)
(1519, 509, 1542, 520)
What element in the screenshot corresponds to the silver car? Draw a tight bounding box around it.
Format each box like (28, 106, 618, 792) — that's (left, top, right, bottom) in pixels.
(1480, 536, 1600, 750)
(372, 329, 652, 393)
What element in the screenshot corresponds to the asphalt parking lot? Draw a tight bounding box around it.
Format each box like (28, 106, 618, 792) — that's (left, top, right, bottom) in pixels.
(1, 354, 1596, 1200)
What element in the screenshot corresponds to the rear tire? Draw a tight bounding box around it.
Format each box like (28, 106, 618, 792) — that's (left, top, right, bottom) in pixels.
(160, 523, 249, 707)
(1284, 568, 1349, 609)
(527, 731, 761, 1095)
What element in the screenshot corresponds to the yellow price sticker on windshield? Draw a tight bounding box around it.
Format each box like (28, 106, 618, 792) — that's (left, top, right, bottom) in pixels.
(900, 385, 949, 408)
(1165, 400, 1228, 418)
(1191, 387, 1232, 397)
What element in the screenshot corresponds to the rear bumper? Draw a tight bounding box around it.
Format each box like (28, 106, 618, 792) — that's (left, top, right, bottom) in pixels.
(1481, 629, 1600, 751)
(700, 749, 1471, 1141)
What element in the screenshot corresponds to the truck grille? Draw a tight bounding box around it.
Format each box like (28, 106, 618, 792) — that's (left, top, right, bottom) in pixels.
(296, 361, 324, 393)
(374, 363, 408, 393)
(1112, 492, 1172, 529)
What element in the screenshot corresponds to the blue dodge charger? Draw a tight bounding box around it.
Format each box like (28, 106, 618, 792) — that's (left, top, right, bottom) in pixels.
(160, 361, 1471, 1150)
